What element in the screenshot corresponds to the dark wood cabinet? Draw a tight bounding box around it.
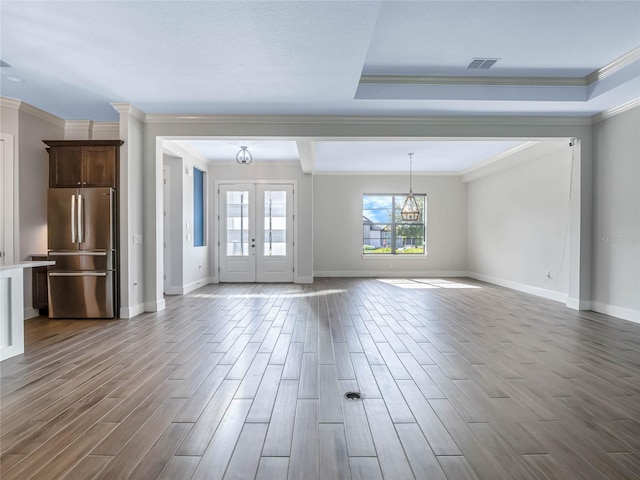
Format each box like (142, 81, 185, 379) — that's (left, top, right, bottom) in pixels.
(31, 255, 49, 313)
(44, 140, 123, 188)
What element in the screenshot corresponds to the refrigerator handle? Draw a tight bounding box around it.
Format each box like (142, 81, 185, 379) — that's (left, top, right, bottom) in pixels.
(70, 194, 76, 243)
(78, 193, 83, 243)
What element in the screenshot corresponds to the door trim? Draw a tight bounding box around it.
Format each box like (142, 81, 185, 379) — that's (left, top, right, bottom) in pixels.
(215, 180, 297, 283)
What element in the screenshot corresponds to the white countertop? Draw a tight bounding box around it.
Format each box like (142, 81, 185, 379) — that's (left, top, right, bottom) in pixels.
(0, 261, 55, 271)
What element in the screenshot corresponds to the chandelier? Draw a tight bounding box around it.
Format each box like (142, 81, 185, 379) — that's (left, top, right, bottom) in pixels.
(401, 153, 420, 222)
(236, 146, 252, 165)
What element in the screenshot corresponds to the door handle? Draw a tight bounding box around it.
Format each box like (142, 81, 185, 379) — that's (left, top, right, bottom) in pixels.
(70, 194, 76, 243)
(77, 194, 83, 243)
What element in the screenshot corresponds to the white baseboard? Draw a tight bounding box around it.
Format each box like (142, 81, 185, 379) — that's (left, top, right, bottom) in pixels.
(591, 301, 640, 324)
(566, 298, 592, 311)
(467, 272, 569, 304)
(165, 278, 213, 295)
(295, 276, 314, 284)
(145, 299, 166, 312)
(313, 270, 469, 278)
(183, 278, 211, 294)
(164, 286, 183, 295)
(120, 303, 145, 318)
(24, 306, 40, 319)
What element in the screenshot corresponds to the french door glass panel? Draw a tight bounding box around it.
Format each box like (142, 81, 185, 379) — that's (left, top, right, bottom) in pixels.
(263, 190, 287, 256)
(226, 190, 249, 256)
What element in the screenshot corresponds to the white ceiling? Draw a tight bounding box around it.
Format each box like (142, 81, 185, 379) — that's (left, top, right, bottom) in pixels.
(177, 139, 528, 173)
(1, 1, 639, 121)
(1, 1, 638, 173)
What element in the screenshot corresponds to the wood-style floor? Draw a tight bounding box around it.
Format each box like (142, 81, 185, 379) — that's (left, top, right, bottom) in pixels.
(1, 278, 639, 480)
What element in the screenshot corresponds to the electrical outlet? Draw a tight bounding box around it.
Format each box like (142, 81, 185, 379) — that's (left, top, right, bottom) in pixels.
(545, 271, 551, 279)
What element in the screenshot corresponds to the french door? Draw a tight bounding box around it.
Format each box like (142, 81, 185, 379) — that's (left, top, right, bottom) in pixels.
(219, 183, 294, 282)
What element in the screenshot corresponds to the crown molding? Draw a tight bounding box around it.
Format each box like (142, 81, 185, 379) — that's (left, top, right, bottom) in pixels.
(145, 113, 592, 127)
(360, 74, 586, 87)
(462, 139, 568, 183)
(20, 101, 66, 128)
(591, 97, 640, 124)
(460, 141, 539, 178)
(65, 119, 93, 129)
(1, 97, 65, 128)
(586, 46, 640, 85)
(360, 47, 640, 92)
(0, 96, 22, 109)
(314, 170, 459, 176)
(111, 102, 146, 122)
(91, 122, 119, 131)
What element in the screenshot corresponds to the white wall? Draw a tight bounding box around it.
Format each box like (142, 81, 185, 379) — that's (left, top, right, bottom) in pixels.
(466, 142, 572, 302)
(592, 106, 640, 322)
(0, 102, 20, 266)
(162, 146, 211, 294)
(116, 106, 146, 317)
(17, 108, 64, 317)
(314, 174, 467, 276)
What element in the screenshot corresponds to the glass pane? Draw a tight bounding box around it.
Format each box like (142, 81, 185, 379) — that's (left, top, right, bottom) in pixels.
(270, 217, 286, 230)
(363, 209, 392, 223)
(264, 190, 287, 256)
(270, 243, 287, 256)
(226, 190, 249, 256)
(395, 224, 425, 254)
(265, 204, 286, 217)
(227, 191, 249, 204)
(227, 204, 243, 217)
(265, 230, 286, 243)
(363, 224, 391, 253)
(269, 191, 286, 203)
(363, 195, 393, 224)
(227, 242, 249, 256)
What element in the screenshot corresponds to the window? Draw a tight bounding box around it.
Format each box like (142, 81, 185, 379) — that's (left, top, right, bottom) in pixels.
(193, 167, 205, 246)
(363, 194, 426, 255)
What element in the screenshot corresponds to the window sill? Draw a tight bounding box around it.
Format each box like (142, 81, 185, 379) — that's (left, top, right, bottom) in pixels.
(361, 253, 428, 259)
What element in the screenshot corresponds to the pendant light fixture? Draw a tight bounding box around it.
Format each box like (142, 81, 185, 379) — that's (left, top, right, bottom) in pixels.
(236, 146, 252, 165)
(401, 152, 420, 222)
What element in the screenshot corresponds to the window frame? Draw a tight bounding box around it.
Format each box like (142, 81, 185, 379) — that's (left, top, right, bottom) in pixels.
(362, 193, 426, 256)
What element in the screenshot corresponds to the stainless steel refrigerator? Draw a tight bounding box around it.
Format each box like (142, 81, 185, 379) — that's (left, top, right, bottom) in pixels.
(47, 187, 117, 318)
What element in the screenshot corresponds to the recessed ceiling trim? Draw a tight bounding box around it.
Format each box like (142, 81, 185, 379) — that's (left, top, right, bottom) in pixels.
(359, 74, 587, 87)
(586, 46, 640, 85)
(144, 113, 592, 126)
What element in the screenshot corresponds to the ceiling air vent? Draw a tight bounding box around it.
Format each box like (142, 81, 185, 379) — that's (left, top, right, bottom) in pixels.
(0, 59, 12, 67)
(467, 58, 499, 69)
